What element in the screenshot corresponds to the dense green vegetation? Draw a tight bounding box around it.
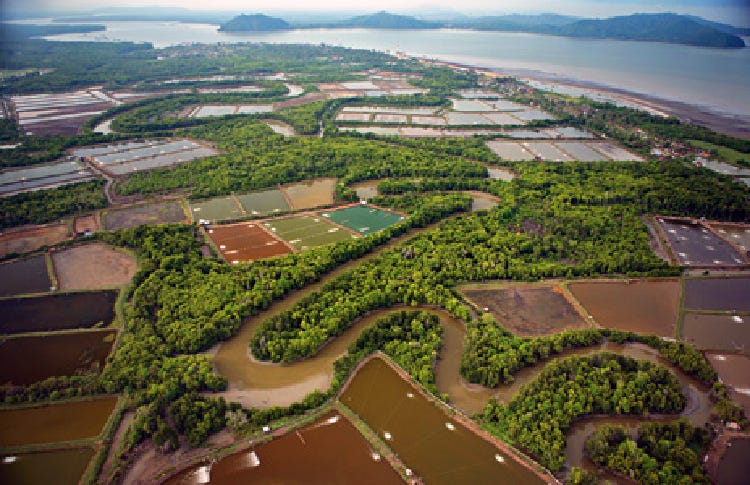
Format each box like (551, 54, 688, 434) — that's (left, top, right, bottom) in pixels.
(584, 421, 710, 483)
(482, 353, 686, 471)
(2, 40, 749, 483)
(115, 120, 488, 198)
(0, 180, 107, 229)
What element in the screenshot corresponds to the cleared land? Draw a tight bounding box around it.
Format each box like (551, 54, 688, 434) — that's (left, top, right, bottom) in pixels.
(682, 314, 749, 351)
(0, 160, 96, 197)
(73, 139, 218, 177)
(280, 178, 336, 210)
(569, 280, 680, 337)
(0, 329, 116, 386)
(0, 255, 51, 296)
(235, 189, 290, 216)
(321, 205, 404, 235)
(52, 243, 137, 290)
(0, 290, 117, 334)
(103, 201, 187, 230)
(683, 277, 750, 311)
(189, 196, 243, 222)
(263, 215, 358, 251)
(462, 284, 587, 336)
(206, 222, 292, 264)
(73, 214, 99, 234)
(659, 219, 745, 266)
(0, 224, 68, 257)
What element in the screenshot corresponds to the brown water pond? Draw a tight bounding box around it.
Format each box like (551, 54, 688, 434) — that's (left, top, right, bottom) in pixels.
(165, 411, 401, 485)
(683, 277, 750, 312)
(0, 329, 115, 386)
(341, 357, 548, 485)
(350, 180, 380, 201)
(461, 284, 586, 336)
(0, 290, 117, 334)
(0, 255, 51, 297)
(682, 313, 750, 352)
(0, 447, 94, 485)
(0, 397, 117, 447)
(469, 192, 500, 212)
(717, 438, 750, 485)
(568, 280, 680, 337)
(706, 353, 750, 416)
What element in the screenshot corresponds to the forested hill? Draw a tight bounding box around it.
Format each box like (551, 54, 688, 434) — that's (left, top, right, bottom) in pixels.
(449, 12, 745, 48)
(218, 14, 290, 32)
(343, 12, 441, 29)
(553, 13, 746, 48)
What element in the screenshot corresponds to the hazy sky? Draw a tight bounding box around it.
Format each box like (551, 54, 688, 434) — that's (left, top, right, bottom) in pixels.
(3, 0, 749, 26)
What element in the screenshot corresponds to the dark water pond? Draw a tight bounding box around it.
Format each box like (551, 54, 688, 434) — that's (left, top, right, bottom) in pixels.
(0, 290, 117, 334)
(0, 329, 115, 385)
(0, 255, 51, 297)
(0, 448, 94, 485)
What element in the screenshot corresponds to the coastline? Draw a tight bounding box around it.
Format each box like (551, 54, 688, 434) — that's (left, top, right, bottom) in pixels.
(423, 57, 750, 139)
(497, 68, 750, 140)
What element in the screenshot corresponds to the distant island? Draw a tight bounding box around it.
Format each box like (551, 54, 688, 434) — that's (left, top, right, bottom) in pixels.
(218, 11, 745, 48)
(218, 14, 289, 32)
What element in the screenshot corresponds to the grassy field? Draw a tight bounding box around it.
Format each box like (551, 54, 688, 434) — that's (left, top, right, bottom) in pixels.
(263, 215, 358, 250)
(321, 205, 405, 235)
(690, 140, 750, 168)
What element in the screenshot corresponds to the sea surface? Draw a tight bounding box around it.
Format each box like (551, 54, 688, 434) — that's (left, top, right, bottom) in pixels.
(33, 21, 750, 119)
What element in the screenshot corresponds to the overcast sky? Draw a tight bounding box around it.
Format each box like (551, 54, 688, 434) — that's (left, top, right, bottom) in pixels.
(3, 0, 749, 26)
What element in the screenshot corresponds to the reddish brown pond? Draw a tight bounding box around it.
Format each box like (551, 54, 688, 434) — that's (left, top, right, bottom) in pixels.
(0, 397, 117, 447)
(0, 329, 115, 385)
(461, 284, 586, 336)
(165, 411, 402, 485)
(717, 438, 750, 485)
(682, 313, 750, 352)
(683, 277, 750, 312)
(0, 447, 94, 485)
(568, 280, 680, 337)
(706, 353, 750, 416)
(341, 357, 549, 485)
(0, 290, 117, 334)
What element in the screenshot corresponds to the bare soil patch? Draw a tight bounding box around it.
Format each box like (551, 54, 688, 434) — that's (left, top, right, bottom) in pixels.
(74, 213, 100, 234)
(52, 243, 137, 290)
(0, 224, 69, 257)
(462, 283, 587, 336)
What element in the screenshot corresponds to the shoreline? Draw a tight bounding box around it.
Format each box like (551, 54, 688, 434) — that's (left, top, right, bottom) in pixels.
(500, 68, 750, 140)
(426, 57, 750, 139)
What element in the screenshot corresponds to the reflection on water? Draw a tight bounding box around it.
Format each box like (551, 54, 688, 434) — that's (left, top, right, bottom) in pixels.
(166, 411, 401, 485)
(341, 357, 547, 484)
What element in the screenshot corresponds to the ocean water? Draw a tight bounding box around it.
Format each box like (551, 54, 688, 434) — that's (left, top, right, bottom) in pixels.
(40, 22, 750, 118)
